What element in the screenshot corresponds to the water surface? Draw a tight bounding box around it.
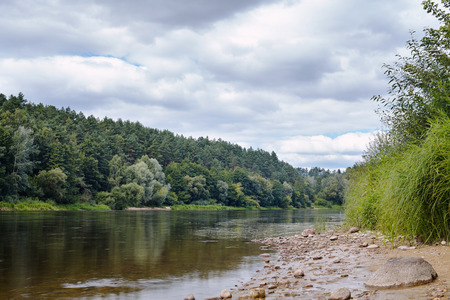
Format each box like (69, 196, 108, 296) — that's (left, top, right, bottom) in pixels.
(0, 209, 343, 299)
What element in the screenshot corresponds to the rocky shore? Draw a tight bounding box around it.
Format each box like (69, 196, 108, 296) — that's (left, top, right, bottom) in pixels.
(203, 229, 449, 300)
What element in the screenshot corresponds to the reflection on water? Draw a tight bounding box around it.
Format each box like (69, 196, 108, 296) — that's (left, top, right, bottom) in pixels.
(0, 209, 343, 299)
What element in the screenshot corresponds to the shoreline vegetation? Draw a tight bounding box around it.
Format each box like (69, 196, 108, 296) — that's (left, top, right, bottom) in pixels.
(344, 0, 450, 244)
(0, 199, 343, 212)
(0, 91, 346, 212)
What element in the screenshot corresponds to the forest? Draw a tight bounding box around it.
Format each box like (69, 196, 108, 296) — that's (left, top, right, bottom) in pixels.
(345, 0, 450, 242)
(0, 93, 346, 210)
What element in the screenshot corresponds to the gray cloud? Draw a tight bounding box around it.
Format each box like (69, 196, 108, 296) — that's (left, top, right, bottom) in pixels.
(92, 0, 280, 28)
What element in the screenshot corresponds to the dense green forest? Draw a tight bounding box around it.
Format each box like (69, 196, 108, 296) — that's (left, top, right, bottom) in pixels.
(0, 93, 346, 210)
(345, 0, 450, 242)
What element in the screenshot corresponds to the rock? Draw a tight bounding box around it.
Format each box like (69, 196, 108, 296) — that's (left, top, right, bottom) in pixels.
(365, 257, 437, 289)
(398, 246, 416, 250)
(294, 269, 305, 278)
(348, 227, 359, 233)
(441, 240, 447, 245)
(330, 235, 338, 241)
(367, 244, 379, 249)
(250, 288, 265, 298)
(312, 256, 323, 260)
(329, 287, 351, 300)
(220, 289, 232, 299)
(259, 253, 270, 258)
(184, 294, 195, 300)
(302, 228, 315, 237)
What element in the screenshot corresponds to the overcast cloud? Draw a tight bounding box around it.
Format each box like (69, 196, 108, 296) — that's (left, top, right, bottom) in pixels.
(0, 0, 438, 169)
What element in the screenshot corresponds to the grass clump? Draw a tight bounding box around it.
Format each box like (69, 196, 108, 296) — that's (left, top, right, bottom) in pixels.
(345, 117, 450, 243)
(0, 199, 111, 211)
(0, 198, 57, 211)
(171, 204, 247, 211)
(56, 203, 111, 211)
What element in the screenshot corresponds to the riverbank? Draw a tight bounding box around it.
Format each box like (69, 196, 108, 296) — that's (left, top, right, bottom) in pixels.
(0, 200, 110, 211)
(1, 200, 343, 211)
(221, 230, 449, 300)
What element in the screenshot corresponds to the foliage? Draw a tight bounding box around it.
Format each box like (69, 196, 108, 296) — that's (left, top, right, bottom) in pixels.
(35, 168, 67, 202)
(346, 1, 450, 243)
(373, 0, 450, 146)
(346, 117, 450, 242)
(170, 204, 247, 211)
(0, 93, 346, 209)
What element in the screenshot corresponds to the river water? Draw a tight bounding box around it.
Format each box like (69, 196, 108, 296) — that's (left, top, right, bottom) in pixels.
(0, 209, 343, 299)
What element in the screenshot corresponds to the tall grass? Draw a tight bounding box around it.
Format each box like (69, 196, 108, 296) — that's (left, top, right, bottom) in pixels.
(345, 116, 450, 242)
(0, 199, 111, 211)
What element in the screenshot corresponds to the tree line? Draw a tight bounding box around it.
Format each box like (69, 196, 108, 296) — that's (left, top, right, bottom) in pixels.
(0, 93, 346, 209)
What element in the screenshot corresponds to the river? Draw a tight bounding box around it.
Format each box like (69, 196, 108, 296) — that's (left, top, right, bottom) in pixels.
(0, 209, 343, 299)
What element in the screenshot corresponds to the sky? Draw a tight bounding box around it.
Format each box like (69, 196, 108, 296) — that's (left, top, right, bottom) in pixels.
(0, 0, 438, 170)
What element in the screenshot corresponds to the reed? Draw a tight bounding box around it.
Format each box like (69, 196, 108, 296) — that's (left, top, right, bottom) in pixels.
(345, 116, 450, 243)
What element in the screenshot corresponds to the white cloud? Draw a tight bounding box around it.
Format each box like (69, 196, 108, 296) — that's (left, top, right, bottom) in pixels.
(0, 0, 439, 169)
(266, 131, 381, 168)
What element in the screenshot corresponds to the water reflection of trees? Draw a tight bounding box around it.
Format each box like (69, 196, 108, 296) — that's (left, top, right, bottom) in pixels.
(0, 210, 343, 298)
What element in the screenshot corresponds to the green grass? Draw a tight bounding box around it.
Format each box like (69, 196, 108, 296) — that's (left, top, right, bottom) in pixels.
(170, 204, 247, 211)
(345, 116, 450, 243)
(56, 203, 111, 211)
(0, 199, 110, 211)
(0, 199, 57, 211)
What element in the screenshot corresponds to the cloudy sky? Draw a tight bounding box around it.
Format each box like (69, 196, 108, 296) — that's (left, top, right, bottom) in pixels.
(0, 0, 437, 169)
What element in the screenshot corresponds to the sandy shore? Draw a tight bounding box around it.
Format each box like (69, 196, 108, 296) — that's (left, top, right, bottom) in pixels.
(225, 230, 449, 300)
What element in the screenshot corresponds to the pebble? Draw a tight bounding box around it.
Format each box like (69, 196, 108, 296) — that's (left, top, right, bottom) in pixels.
(184, 294, 195, 300)
(367, 244, 379, 249)
(294, 269, 305, 278)
(348, 227, 359, 233)
(302, 228, 315, 237)
(250, 288, 265, 298)
(329, 287, 351, 300)
(398, 246, 416, 250)
(330, 235, 339, 241)
(220, 289, 232, 299)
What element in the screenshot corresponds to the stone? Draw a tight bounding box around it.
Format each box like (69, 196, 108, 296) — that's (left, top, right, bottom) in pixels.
(365, 257, 437, 289)
(294, 269, 305, 278)
(301, 228, 315, 237)
(329, 287, 351, 300)
(259, 253, 270, 258)
(250, 288, 265, 298)
(348, 227, 359, 233)
(184, 294, 195, 300)
(398, 246, 416, 250)
(367, 244, 379, 249)
(220, 289, 232, 299)
(441, 240, 447, 245)
(330, 235, 338, 241)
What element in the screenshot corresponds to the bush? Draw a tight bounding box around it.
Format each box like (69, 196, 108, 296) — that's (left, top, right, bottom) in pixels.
(346, 116, 450, 242)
